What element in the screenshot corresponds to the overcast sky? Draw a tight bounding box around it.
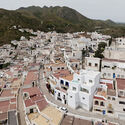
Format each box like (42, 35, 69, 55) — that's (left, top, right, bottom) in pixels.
(0, 0, 125, 22)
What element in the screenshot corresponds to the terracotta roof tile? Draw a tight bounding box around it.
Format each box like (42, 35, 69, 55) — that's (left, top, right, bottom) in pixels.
(25, 99, 35, 107)
(53, 70, 71, 79)
(23, 87, 41, 96)
(9, 104, 16, 110)
(0, 112, 7, 121)
(0, 89, 14, 98)
(24, 71, 38, 85)
(116, 78, 125, 90)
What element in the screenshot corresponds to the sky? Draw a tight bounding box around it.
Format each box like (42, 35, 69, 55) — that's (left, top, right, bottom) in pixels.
(0, 0, 125, 22)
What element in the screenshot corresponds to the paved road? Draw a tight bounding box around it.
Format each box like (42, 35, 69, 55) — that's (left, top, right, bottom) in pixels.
(17, 88, 27, 125)
(39, 69, 125, 125)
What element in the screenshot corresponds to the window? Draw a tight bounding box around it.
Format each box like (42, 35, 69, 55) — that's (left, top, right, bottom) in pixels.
(123, 109, 125, 112)
(95, 101, 99, 105)
(80, 88, 89, 93)
(75, 64, 78, 68)
(104, 73, 106, 76)
(82, 97, 85, 100)
(58, 93, 60, 96)
(95, 109, 101, 112)
(61, 67, 64, 70)
(107, 110, 113, 114)
(117, 74, 120, 78)
(78, 78, 80, 81)
(63, 95, 65, 99)
(112, 97, 115, 101)
(119, 91, 123, 95)
(89, 63, 91, 66)
(89, 80, 92, 83)
(108, 96, 111, 100)
(100, 102, 105, 106)
(70, 96, 72, 98)
(121, 75, 124, 78)
(65, 82, 69, 87)
(95, 63, 98, 67)
(60, 80, 64, 84)
(57, 68, 60, 70)
(72, 87, 76, 91)
(119, 101, 125, 105)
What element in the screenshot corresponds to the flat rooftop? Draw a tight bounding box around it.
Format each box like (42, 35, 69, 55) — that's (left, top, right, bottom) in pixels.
(79, 69, 100, 77)
(29, 113, 50, 125)
(53, 69, 71, 80)
(61, 74, 73, 81)
(8, 111, 18, 125)
(41, 105, 63, 125)
(0, 112, 7, 122)
(96, 88, 107, 98)
(28, 106, 63, 125)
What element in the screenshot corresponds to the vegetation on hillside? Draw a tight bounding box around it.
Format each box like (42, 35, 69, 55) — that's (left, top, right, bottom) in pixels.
(0, 6, 125, 45)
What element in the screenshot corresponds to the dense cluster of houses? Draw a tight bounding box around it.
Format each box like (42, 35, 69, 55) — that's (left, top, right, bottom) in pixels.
(0, 28, 124, 125)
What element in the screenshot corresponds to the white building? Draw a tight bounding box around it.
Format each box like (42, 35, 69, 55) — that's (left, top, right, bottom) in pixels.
(67, 69, 100, 111)
(101, 58, 125, 79)
(85, 57, 101, 71)
(116, 37, 125, 48)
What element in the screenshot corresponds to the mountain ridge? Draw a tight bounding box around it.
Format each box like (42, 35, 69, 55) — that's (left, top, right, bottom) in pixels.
(0, 6, 125, 45)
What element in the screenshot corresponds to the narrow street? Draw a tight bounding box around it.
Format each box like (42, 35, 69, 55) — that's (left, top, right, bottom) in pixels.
(39, 69, 125, 125)
(17, 88, 26, 125)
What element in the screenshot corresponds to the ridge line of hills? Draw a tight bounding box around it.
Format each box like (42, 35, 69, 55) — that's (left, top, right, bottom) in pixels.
(0, 6, 125, 45)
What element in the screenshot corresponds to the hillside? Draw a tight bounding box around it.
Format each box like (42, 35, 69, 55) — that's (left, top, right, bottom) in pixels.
(0, 6, 125, 45)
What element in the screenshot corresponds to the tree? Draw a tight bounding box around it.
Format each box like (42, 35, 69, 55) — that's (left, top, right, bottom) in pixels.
(108, 37, 112, 46)
(94, 42, 107, 58)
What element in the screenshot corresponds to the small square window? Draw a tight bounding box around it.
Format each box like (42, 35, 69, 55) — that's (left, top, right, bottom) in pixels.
(117, 74, 120, 78)
(108, 96, 111, 100)
(95, 63, 98, 67)
(78, 78, 80, 81)
(89, 63, 91, 66)
(72, 87, 76, 91)
(82, 97, 85, 100)
(89, 80, 92, 83)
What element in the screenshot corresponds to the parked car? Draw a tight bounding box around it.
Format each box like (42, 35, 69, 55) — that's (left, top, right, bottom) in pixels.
(59, 107, 68, 113)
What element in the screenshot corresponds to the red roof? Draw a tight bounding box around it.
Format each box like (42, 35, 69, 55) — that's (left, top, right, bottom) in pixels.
(94, 96, 105, 101)
(100, 82, 113, 89)
(23, 87, 48, 110)
(0, 100, 9, 113)
(116, 78, 125, 90)
(23, 87, 41, 96)
(0, 100, 9, 107)
(25, 99, 35, 107)
(0, 89, 14, 97)
(53, 70, 71, 79)
(31, 93, 44, 102)
(9, 104, 16, 110)
(24, 71, 38, 85)
(10, 98, 16, 103)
